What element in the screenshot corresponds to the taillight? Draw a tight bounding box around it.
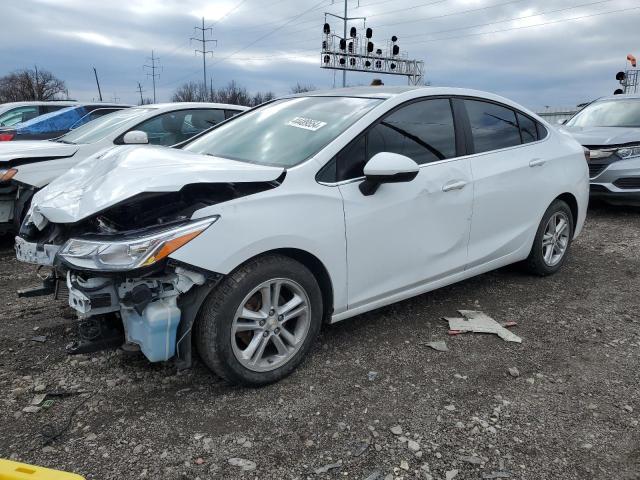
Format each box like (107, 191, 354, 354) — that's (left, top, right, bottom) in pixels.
(583, 148, 590, 163)
(0, 132, 15, 141)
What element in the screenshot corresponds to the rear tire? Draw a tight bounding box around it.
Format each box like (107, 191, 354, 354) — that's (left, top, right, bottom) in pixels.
(525, 199, 574, 276)
(195, 254, 323, 386)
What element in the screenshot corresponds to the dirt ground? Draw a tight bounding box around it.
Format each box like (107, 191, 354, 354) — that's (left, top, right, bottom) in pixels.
(1, 203, 639, 480)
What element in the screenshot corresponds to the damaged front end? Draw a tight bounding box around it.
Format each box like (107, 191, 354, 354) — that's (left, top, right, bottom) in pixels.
(15, 176, 281, 368)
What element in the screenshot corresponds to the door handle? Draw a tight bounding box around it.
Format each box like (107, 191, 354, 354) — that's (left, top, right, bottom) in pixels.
(529, 158, 546, 167)
(442, 180, 467, 192)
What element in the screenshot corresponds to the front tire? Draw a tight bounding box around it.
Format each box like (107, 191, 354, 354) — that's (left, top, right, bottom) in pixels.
(195, 254, 323, 386)
(525, 199, 574, 276)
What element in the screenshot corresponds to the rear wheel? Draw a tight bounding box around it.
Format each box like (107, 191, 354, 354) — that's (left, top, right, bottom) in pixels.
(525, 199, 574, 276)
(195, 254, 323, 386)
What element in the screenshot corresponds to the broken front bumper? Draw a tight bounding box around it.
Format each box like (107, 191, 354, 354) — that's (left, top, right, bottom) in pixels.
(65, 266, 213, 363)
(15, 236, 60, 266)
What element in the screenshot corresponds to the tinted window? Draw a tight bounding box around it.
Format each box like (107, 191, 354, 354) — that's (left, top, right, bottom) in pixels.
(336, 135, 366, 181)
(224, 109, 242, 119)
(133, 109, 230, 146)
(368, 99, 456, 165)
(41, 105, 68, 114)
(517, 113, 537, 143)
(331, 98, 457, 181)
(0, 106, 39, 126)
(465, 100, 521, 153)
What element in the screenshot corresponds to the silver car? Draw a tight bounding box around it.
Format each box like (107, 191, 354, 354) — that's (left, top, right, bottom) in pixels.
(561, 94, 640, 205)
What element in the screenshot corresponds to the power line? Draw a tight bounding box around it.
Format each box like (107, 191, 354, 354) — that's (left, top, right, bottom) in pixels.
(366, 0, 447, 18)
(374, 0, 527, 29)
(143, 50, 161, 103)
(191, 17, 217, 89)
(402, 4, 640, 45)
(210, 0, 327, 67)
(399, 0, 616, 40)
(212, 0, 249, 25)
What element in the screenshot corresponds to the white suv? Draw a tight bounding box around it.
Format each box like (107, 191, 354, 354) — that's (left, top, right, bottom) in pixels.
(16, 87, 589, 386)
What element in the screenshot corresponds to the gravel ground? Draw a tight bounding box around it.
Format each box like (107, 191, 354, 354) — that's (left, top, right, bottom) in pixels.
(1, 204, 639, 480)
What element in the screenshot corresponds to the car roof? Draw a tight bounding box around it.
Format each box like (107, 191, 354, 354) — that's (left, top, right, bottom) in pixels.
(146, 102, 249, 111)
(594, 93, 640, 102)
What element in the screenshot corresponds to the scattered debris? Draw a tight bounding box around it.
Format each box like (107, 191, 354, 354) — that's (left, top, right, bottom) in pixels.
(31, 335, 47, 343)
(458, 455, 484, 465)
(399, 460, 409, 470)
(368, 371, 379, 381)
(444, 404, 456, 411)
(31, 393, 47, 405)
(508, 367, 520, 378)
(407, 439, 420, 452)
(364, 471, 383, 480)
(351, 440, 369, 457)
(390, 425, 403, 435)
(228, 458, 257, 471)
(623, 405, 633, 413)
(425, 340, 449, 352)
(482, 472, 511, 479)
(445, 310, 522, 343)
(446, 469, 459, 480)
(313, 460, 342, 474)
(22, 405, 40, 413)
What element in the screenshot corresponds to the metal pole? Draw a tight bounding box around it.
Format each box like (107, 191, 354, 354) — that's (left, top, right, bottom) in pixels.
(93, 67, 102, 101)
(342, 0, 347, 88)
(202, 17, 207, 94)
(151, 50, 156, 103)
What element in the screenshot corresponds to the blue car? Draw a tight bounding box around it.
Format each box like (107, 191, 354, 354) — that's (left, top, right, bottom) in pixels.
(0, 103, 130, 141)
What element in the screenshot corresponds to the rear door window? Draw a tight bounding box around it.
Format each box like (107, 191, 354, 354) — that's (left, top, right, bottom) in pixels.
(133, 109, 227, 146)
(465, 99, 521, 153)
(517, 112, 538, 143)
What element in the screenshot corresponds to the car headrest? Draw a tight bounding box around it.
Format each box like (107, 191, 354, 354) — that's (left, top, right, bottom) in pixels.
(161, 113, 183, 133)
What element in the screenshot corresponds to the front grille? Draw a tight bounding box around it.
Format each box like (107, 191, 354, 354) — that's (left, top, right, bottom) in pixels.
(589, 163, 608, 178)
(613, 177, 640, 189)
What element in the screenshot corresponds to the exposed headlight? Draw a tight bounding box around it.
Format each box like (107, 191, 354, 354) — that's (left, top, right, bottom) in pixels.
(616, 145, 640, 159)
(58, 216, 218, 271)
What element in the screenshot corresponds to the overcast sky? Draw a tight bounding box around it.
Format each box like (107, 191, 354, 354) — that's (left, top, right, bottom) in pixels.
(2, 0, 638, 110)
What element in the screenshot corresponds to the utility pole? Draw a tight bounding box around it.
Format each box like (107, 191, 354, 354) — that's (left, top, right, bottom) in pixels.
(191, 17, 216, 95)
(144, 50, 161, 103)
(93, 67, 103, 101)
(327, 1, 365, 87)
(136, 82, 145, 105)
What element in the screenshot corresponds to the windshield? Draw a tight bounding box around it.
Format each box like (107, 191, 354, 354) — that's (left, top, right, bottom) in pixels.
(566, 98, 640, 128)
(57, 108, 154, 144)
(183, 96, 382, 167)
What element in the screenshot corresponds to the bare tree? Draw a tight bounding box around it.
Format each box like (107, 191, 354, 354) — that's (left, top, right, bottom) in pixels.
(172, 80, 275, 107)
(290, 82, 316, 94)
(0, 67, 67, 103)
(171, 81, 207, 102)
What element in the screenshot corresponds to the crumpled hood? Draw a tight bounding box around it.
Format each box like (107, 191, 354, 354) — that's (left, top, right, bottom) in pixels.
(32, 145, 285, 224)
(0, 140, 78, 163)
(560, 126, 640, 147)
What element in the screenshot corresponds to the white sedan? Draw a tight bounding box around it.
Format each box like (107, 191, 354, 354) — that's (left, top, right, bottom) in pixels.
(0, 102, 247, 233)
(16, 87, 589, 386)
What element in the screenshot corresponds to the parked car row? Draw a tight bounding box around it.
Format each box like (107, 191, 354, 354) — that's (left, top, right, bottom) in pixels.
(0, 102, 247, 233)
(559, 93, 640, 205)
(11, 86, 590, 386)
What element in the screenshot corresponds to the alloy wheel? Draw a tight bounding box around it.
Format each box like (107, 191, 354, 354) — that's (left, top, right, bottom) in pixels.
(542, 212, 570, 267)
(231, 278, 311, 372)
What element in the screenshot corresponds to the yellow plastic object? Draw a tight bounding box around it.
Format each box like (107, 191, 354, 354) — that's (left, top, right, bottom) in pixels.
(0, 460, 85, 480)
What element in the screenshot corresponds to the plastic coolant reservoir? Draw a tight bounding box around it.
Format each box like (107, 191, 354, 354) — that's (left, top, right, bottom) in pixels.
(122, 298, 181, 362)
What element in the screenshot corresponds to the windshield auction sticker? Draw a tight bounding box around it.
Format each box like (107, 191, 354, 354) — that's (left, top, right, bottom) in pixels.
(286, 117, 327, 131)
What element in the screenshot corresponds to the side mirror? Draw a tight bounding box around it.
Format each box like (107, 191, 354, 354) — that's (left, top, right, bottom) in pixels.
(123, 130, 149, 145)
(359, 152, 419, 196)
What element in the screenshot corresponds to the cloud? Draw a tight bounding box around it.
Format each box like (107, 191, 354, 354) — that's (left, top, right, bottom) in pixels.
(1, 0, 638, 108)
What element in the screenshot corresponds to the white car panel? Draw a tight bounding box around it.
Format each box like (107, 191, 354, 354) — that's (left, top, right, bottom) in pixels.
(338, 157, 473, 309)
